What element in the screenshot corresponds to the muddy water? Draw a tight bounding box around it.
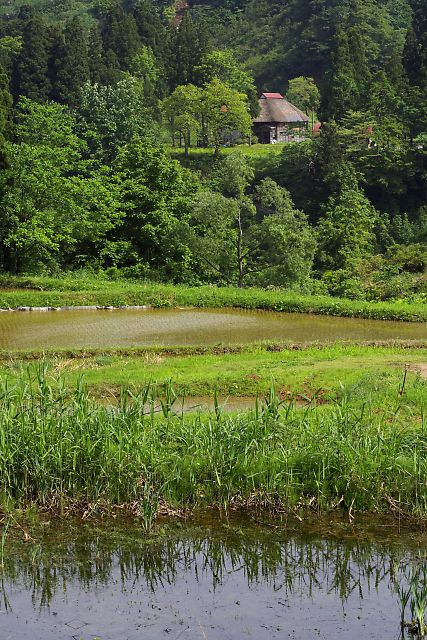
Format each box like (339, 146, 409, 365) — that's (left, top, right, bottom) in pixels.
(115, 395, 260, 414)
(0, 516, 426, 640)
(1, 307, 426, 350)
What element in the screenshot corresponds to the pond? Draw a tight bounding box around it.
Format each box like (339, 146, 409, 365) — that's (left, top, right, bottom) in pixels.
(1, 307, 427, 350)
(1, 515, 426, 640)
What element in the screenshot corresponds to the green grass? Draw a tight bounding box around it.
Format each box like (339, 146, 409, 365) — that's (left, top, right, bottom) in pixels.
(169, 143, 286, 171)
(0, 275, 426, 321)
(1, 367, 427, 518)
(4, 344, 426, 400)
(169, 143, 286, 158)
(168, 143, 284, 176)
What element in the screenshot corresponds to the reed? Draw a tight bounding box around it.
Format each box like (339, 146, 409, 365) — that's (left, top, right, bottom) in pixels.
(0, 517, 10, 569)
(396, 560, 427, 638)
(1, 367, 427, 517)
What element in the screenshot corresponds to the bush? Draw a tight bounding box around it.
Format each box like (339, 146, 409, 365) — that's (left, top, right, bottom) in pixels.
(386, 244, 427, 274)
(320, 270, 365, 299)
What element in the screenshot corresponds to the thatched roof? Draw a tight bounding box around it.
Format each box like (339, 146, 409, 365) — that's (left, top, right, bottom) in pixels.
(254, 93, 309, 124)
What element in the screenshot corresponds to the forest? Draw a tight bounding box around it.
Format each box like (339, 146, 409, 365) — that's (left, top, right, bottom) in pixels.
(0, 0, 425, 301)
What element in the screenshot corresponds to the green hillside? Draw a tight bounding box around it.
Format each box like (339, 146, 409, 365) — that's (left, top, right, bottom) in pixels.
(0, 0, 424, 300)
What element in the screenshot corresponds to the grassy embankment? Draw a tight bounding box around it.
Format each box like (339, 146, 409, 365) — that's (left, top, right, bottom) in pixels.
(3, 344, 426, 400)
(1, 368, 427, 522)
(0, 274, 426, 321)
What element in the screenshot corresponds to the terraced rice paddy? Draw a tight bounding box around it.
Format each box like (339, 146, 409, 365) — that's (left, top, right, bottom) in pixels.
(1, 280, 427, 637)
(0, 306, 426, 350)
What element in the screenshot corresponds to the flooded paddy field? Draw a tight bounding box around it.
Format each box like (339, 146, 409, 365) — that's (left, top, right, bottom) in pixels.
(1, 307, 426, 350)
(1, 515, 426, 640)
(2, 296, 426, 639)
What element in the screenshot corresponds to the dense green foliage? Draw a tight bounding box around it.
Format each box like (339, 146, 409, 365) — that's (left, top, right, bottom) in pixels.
(0, 0, 425, 301)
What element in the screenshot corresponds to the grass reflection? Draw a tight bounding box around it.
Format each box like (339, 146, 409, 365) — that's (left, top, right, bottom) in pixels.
(0, 520, 421, 611)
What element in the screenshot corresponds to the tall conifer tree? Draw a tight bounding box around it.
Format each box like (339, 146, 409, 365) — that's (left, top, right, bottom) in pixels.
(102, 49, 122, 85)
(13, 11, 50, 101)
(369, 70, 399, 119)
(88, 27, 105, 84)
(47, 25, 63, 94)
(102, 6, 140, 69)
(0, 63, 12, 169)
(320, 30, 358, 122)
(403, 0, 427, 88)
(52, 16, 89, 106)
(133, 0, 166, 60)
(386, 49, 406, 95)
(168, 13, 211, 89)
(403, 27, 423, 86)
(348, 27, 371, 107)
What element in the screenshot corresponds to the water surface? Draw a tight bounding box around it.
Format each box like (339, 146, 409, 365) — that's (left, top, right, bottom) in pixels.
(1, 307, 426, 350)
(1, 516, 426, 639)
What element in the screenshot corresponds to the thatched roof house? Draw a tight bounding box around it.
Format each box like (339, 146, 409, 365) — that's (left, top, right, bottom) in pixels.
(253, 93, 309, 143)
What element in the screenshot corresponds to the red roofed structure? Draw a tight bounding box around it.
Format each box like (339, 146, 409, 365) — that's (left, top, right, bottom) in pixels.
(261, 92, 284, 99)
(253, 92, 309, 143)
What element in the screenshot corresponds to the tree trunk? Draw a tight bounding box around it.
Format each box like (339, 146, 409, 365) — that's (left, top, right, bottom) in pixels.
(236, 209, 244, 288)
(4, 245, 18, 274)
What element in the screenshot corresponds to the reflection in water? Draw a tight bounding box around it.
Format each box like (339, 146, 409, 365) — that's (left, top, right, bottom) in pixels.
(0, 519, 426, 639)
(0, 307, 426, 350)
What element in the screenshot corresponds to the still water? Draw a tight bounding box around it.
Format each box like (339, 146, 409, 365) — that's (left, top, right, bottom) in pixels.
(0, 516, 426, 640)
(1, 307, 426, 350)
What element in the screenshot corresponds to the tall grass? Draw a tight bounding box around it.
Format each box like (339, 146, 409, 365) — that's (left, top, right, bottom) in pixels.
(1, 366, 427, 517)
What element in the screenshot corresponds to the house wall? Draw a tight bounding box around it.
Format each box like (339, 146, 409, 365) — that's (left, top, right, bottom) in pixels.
(253, 121, 308, 144)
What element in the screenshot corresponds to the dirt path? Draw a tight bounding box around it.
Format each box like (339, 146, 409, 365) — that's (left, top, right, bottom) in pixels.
(407, 363, 427, 379)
